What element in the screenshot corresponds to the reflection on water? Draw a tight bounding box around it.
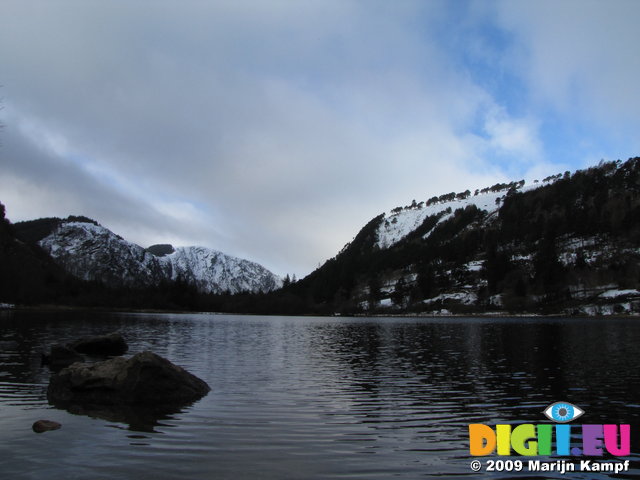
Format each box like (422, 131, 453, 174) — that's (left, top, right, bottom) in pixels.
(1, 310, 640, 479)
(52, 401, 189, 433)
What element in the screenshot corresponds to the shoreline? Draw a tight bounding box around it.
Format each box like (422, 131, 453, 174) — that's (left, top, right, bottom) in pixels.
(4, 303, 640, 320)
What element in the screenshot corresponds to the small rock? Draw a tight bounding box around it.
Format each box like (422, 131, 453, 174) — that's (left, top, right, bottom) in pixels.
(68, 332, 128, 356)
(32, 420, 61, 433)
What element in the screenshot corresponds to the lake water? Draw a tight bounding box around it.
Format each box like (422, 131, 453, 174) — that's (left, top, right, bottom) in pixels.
(1, 310, 639, 479)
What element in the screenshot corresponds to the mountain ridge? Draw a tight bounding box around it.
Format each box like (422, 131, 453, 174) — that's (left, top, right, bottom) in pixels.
(2, 156, 639, 315)
(14, 218, 282, 295)
(282, 157, 640, 316)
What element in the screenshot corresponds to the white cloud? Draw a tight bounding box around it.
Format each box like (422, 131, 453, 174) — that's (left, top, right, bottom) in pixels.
(495, 0, 640, 127)
(483, 107, 542, 162)
(2, 1, 632, 277)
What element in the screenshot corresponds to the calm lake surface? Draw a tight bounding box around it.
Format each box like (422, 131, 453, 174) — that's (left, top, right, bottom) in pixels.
(1, 310, 639, 479)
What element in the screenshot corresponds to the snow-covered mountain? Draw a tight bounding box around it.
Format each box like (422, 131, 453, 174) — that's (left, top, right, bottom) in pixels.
(157, 246, 282, 294)
(293, 159, 640, 316)
(37, 221, 282, 294)
(39, 222, 163, 287)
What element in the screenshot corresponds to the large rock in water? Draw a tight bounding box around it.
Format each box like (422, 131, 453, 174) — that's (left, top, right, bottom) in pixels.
(42, 344, 84, 370)
(47, 351, 210, 406)
(69, 332, 128, 355)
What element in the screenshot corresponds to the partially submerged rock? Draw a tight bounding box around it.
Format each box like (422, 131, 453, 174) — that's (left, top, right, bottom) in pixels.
(69, 332, 128, 356)
(47, 351, 210, 407)
(32, 419, 61, 433)
(42, 332, 128, 370)
(42, 344, 84, 370)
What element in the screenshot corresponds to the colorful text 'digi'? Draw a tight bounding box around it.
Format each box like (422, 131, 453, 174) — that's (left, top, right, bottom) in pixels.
(469, 424, 630, 457)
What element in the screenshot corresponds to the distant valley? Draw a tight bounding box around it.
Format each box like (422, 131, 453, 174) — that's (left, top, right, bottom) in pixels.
(1, 157, 639, 316)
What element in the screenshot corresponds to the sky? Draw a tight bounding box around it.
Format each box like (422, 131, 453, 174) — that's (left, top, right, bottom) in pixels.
(1, 0, 639, 278)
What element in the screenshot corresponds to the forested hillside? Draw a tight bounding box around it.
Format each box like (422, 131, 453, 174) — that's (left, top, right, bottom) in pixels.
(278, 157, 640, 315)
(0, 204, 76, 304)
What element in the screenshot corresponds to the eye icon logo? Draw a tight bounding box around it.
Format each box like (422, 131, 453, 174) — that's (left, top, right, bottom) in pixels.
(543, 402, 584, 423)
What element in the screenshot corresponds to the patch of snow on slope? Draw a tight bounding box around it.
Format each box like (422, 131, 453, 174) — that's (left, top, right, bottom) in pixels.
(599, 289, 640, 299)
(377, 208, 434, 249)
(376, 192, 500, 249)
(376, 184, 540, 249)
(423, 291, 478, 305)
(465, 261, 484, 272)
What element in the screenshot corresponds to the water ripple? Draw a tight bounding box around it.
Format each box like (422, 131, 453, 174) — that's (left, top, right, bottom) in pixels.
(0, 311, 639, 479)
